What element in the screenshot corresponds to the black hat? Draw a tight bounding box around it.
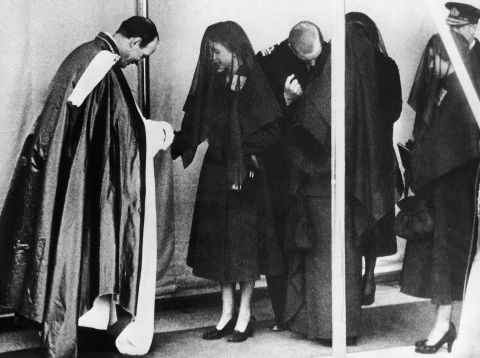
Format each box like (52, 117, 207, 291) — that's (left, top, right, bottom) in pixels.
(445, 1, 480, 25)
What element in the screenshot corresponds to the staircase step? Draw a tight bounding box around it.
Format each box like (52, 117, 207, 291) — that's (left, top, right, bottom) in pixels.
(0, 283, 444, 355)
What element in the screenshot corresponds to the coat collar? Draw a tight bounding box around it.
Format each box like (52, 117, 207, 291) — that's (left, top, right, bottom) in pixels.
(96, 32, 119, 55)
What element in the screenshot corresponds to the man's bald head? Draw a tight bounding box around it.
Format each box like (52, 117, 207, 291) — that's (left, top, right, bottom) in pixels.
(288, 21, 323, 66)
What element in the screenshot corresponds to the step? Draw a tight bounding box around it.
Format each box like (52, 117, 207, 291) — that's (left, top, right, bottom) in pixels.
(0, 282, 446, 357)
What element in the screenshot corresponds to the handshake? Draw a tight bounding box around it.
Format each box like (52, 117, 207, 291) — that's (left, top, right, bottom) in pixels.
(143, 119, 174, 153)
(157, 121, 175, 151)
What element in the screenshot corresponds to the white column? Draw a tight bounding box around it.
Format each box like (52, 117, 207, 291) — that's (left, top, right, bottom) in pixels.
(331, 0, 347, 357)
(137, 0, 150, 117)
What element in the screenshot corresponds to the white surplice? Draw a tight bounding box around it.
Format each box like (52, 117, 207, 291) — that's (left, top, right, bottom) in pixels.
(79, 110, 172, 355)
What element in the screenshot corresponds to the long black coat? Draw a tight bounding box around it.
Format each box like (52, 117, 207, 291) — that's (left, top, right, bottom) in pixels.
(184, 79, 285, 282)
(284, 56, 362, 339)
(172, 22, 285, 283)
(401, 33, 480, 304)
(256, 40, 331, 252)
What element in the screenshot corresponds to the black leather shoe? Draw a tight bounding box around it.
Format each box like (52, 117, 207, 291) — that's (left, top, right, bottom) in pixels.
(202, 315, 237, 340)
(415, 322, 456, 354)
(227, 316, 256, 343)
(77, 327, 118, 352)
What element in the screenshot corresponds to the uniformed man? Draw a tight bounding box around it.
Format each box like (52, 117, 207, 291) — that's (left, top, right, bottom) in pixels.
(256, 21, 330, 331)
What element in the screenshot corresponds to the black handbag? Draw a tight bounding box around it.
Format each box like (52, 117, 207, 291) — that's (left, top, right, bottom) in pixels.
(394, 141, 434, 241)
(394, 189, 434, 241)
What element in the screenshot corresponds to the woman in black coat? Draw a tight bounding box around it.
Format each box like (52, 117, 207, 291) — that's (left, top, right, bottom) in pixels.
(400, 3, 480, 353)
(171, 21, 284, 342)
(345, 12, 403, 306)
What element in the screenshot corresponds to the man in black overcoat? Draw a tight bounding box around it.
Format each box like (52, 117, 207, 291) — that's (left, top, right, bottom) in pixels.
(256, 21, 330, 331)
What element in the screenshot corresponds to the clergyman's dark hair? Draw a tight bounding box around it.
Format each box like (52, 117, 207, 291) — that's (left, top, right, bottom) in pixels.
(116, 16, 158, 48)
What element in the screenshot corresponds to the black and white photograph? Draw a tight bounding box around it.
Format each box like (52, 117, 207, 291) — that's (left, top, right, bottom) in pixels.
(1, 0, 480, 357)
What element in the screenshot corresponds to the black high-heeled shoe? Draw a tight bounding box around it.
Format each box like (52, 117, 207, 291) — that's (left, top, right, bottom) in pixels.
(361, 275, 376, 306)
(415, 322, 456, 354)
(202, 315, 237, 340)
(227, 316, 256, 343)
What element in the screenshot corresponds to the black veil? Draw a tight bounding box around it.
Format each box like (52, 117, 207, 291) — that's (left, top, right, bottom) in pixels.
(346, 12, 388, 56)
(172, 21, 281, 188)
(345, 12, 402, 239)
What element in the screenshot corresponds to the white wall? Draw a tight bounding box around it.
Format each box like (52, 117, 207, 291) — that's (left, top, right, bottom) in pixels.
(0, 0, 138, 210)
